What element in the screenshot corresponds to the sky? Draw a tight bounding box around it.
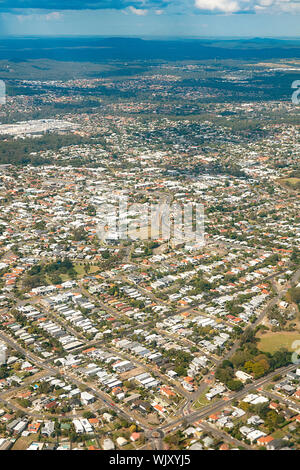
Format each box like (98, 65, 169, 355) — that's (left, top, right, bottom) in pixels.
(0, 0, 299, 37)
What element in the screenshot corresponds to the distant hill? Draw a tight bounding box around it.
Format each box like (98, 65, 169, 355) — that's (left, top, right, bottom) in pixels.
(0, 37, 299, 62)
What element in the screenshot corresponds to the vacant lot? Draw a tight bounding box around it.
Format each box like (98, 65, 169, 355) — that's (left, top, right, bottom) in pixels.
(11, 434, 38, 450)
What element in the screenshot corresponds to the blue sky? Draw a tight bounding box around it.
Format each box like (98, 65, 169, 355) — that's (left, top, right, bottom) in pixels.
(0, 1, 299, 37)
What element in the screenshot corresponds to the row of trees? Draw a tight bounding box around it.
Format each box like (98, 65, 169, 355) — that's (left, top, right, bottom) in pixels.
(23, 258, 76, 289)
(215, 327, 292, 390)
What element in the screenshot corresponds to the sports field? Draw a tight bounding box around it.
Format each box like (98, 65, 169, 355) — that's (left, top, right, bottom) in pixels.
(258, 331, 300, 354)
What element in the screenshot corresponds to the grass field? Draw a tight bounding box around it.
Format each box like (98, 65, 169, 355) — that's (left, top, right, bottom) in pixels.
(193, 387, 211, 409)
(282, 177, 300, 185)
(45, 263, 100, 284)
(258, 331, 300, 354)
(279, 177, 300, 191)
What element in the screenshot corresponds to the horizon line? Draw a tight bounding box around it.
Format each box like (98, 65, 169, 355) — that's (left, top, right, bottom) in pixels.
(0, 34, 300, 40)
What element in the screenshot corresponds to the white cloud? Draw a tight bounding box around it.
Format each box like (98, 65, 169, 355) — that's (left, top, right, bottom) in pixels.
(275, 1, 300, 13)
(44, 12, 62, 20)
(194, 0, 241, 13)
(128, 6, 148, 15)
(16, 10, 63, 22)
(194, 0, 300, 13)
